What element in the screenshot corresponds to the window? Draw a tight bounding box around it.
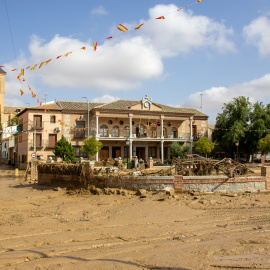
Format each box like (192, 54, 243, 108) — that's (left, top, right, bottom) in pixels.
(36, 134, 42, 147)
(112, 126, 119, 137)
(34, 115, 42, 128)
(22, 155, 27, 163)
(163, 127, 167, 138)
(171, 127, 178, 138)
(49, 134, 57, 148)
(148, 146, 157, 158)
(108, 120, 113, 125)
(124, 126, 130, 137)
(50, 115, 56, 123)
(119, 120, 124, 125)
(100, 125, 108, 137)
(73, 146, 88, 158)
(75, 121, 85, 138)
(150, 127, 157, 138)
(136, 124, 144, 137)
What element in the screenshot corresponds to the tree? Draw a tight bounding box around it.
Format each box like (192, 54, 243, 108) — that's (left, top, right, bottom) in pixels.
(195, 137, 215, 157)
(81, 137, 103, 158)
(213, 96, 252, 157)
(169, 142, 190, 159)
(53, 135, 77, 161)
(8, 115, 18, 126)
(258, 135, 270, 156)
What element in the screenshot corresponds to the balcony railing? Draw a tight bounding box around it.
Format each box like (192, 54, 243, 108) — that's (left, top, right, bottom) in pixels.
(73, 130, 86, 139)
(28, 139, 44, 150)
(97, 133, 192, 140)
(30, 121, 45, 130)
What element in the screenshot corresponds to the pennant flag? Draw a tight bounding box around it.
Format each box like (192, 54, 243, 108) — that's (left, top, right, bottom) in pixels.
(135, 23, 144, 30)
(64, 52, 72, 57)
(32, 94, 36, 98)
(23, 78, 26, 82)
(31, 64, 37, 70)
(93, 42, 97, 51)
(28, 85, 31, 90)
(21, 69, 24, 76)
(39, 62, 45, 69)
(81, 47, 86, 50)
(11, 69, 17, 71)
(26, 66, 30, 69)
(45, 59, 52, 64)
(31, 90, 33, 95)
(20, 89, 24, 96)
(198, 0, 203, 2)
(37, 98, 39, 103)
(17, 74, 21, 81)
(156, 16, 165, 20)
(57, 55, 62, 59)
(40, 102, 42, 106)
(0, 66, 5, 67)
(107, 36, 113, 39)
(117, 24, 128, 32)
(177, 6, 187, 11)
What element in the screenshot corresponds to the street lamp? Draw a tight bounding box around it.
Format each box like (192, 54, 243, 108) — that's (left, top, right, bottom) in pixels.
(82, 97, 89, 139)
(235, 140, 239, 162)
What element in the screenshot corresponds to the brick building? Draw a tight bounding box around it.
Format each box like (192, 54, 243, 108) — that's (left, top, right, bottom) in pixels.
(16, 95, 208, 168)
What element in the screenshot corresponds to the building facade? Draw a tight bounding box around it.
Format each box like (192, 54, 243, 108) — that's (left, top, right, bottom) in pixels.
(15, 95, 208, 168)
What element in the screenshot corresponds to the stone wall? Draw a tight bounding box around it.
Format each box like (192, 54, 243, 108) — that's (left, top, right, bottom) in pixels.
(36, 162, 270, 193)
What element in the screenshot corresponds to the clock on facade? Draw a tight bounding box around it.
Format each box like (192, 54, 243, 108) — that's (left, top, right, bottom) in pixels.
(144, 102, 150, 108)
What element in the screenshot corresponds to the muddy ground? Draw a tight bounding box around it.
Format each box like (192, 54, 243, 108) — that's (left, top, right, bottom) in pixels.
(0, 165, 270, 270)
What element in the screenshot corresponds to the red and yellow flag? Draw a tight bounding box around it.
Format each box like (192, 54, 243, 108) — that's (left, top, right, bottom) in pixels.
(107, 36, 113, 39)
(117, 24, 128, 32)
(21, 69, 24, 76)
(81, 47, 86, 50)
(156, 16, 165, 19)
(45, 59, 52, 64)
(64, 52, 72, 57)
(26, 66, 30, 69)
(135, 23, 144, 30)
(57, 55, 62, 59)
(31, 64, 37, 70)
(37, 98, 39, 103)
(93, 42, 97, 51)
(32, 94, 36, 98)
(17, 74, 21, 81)
(39, 62, 45, 69)
(11, 69, 17, 71)
(20, 89, 24, 96)
(198, 0, 203, 2)
(0, 66, 5, 67)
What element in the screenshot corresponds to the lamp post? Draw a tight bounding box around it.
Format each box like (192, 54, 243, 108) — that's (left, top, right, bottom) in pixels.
(235, 140, 239, 162)
(82, 97, 89, 139)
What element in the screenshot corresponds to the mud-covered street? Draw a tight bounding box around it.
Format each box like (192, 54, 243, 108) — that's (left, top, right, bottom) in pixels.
(0, 165, 270, 270)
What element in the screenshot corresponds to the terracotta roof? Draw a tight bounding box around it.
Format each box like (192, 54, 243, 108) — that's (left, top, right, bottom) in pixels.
(0, 67, 6, 74)
(95, 99, 208, 117)
(57, 100, 104, 111)
(4, 106, 24, 114)
(16, 103, 62, 116)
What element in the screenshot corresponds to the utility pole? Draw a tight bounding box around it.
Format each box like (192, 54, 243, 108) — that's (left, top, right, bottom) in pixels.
(33, 119, 37, 157)
(82, 97, 89, 139)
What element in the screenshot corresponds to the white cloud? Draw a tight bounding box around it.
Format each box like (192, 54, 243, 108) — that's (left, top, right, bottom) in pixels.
(92, 94, 120, 103)
(138, 4, 236, 57)
(90, 6, 109, 15)
(243, 15, 270, 56)
(185, 74, 270, 123)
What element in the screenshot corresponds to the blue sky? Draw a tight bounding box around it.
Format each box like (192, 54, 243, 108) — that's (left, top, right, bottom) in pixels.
(0, 0, 270, 123)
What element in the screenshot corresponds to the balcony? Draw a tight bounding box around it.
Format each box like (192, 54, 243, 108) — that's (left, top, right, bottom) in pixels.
(73, 130, 86, 139)
(30, 122, 44, 130)
(28, 139, 44, 150)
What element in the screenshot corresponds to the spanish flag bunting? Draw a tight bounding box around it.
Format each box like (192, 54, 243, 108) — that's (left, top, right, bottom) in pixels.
(32, 94, 36, 98)
(37, 98, 39, 103)
(23, 78, 26, 82)
(178, 6, 187, 11)
(0, 66, 5, 67)
(40, 102, 42, 106)
(156, 16, 165, 19)
(31, 90, 33, 95)
(198, 0, 203, 2)
(31, 64, 37, 70)
(135, 23, 144, 30)
(26, 66, 30, 69)
(57, 55, 62, 59)
(17, 74, 21, 81)
(39, 62, 44, 69)
(28, 85, 31, 90)
(11, 69, 17, 71)
(20, 89, 24, 96)
(107, 36, 113, 39)
(21, 69, 24, 76)
(117, 24, 128, 32)
(81, 47, 86, 50)
(93, 42, 97, 51)
(45, 59, 52, 64)
(64, 52, 72, 57)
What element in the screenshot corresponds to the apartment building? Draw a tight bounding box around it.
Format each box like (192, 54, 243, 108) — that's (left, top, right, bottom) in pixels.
(16, 95, 208, 168)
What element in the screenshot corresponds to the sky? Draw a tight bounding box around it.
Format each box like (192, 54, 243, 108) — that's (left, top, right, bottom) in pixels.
(0, 0, 270, 124)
